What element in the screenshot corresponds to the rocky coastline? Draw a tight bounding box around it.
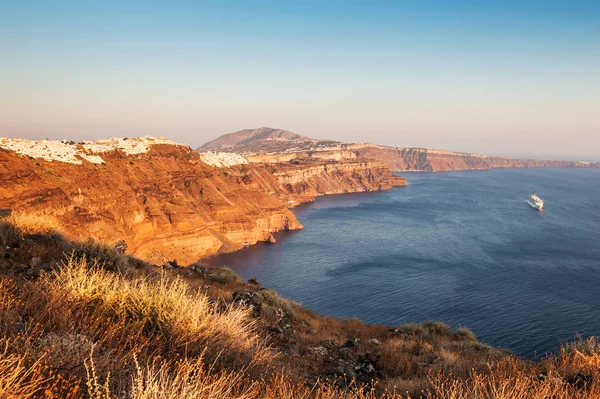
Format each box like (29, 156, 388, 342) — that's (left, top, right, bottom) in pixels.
(0, 137, 405, 265)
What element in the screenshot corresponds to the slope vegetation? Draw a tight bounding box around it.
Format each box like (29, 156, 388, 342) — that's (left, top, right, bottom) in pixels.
(1, 215, 599, 398)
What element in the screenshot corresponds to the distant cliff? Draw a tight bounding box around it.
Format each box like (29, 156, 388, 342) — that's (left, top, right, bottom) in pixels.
(199, 127, 599, 172)
(345, 144, 599, 172)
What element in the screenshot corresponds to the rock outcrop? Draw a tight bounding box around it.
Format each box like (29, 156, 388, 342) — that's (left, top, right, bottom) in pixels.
(0, 138, 303, 265)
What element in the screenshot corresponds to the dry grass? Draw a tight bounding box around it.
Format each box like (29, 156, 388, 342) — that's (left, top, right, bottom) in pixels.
(45, 257, 270, 371)
(0, 340, 47, 399)
(2, 212, 62, 236)
(1, 219, 600, 398)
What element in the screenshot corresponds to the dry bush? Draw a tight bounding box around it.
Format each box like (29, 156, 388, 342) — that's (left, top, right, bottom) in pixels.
(0, 339, 47, 398)
(426, 344, 600, 399)
(70, 238, 139, 272)
(46, 257, 270, 366)
(205, 266, 240, 284)
(3, 233, 600, 399)
(2, 212, 62, 236)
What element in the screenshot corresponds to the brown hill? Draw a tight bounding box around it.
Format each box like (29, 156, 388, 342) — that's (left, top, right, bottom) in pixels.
(200, 128, 599, 172)
(199, 127, 341, 153)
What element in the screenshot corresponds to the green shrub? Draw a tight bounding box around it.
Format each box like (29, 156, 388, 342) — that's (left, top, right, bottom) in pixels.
(257, 289, 302, 320)
(206, 267, 240, 284)
(71, 239, 128, 272)
(455, 327, 477, 342)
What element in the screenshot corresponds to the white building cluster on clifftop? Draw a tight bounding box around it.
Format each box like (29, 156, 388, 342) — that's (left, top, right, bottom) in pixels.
(0, 136, 183, 165)
(199, 151, 249, 167)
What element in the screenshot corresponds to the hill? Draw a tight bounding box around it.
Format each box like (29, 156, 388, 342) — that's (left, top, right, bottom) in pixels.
(198, 127, 341, 153)
(1, 214, 599, 398)
(199, 129, 600, 172)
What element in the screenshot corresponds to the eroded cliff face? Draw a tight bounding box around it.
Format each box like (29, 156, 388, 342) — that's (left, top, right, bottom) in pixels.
(0, 143, 302, 265)
(200, 128, 599, 172)
(227, 159, 406, 205)
(343, 144, 599, 172)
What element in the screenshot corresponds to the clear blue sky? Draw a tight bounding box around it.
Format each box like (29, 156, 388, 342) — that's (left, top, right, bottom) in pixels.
(1, 1, 599, 160)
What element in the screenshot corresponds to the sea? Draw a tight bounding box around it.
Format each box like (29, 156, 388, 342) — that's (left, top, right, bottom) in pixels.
(207, 168, 600, 358)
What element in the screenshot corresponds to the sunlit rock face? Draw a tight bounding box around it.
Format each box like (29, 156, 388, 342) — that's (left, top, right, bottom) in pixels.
(0, 139, 302, 265)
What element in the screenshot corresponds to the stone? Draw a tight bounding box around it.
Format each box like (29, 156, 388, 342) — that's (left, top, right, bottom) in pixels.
(114, 239, 128, 254)
(338, 347, 357, 362)
(367, 338, 381, 346)
(564, 373, 593, 389)
(232, 291, 262, 316)
(15, 264, 29, 273)
(319, 340, 338, 350)
(303, 346, 329, 359)
(14, 321, 26, 334)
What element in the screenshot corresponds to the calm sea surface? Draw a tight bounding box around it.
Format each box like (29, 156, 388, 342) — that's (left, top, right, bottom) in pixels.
(208, 168, 600, 357)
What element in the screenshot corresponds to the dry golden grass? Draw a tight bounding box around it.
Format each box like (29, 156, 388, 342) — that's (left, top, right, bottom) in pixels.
(0, 340, 46, 399)
(46, 257, 271, 370)
(426, 344, 600, 399)
(1, 222, 600, 399)
(2, 212, 62, 236)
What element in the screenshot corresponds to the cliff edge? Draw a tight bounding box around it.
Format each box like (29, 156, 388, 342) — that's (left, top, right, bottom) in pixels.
(0, 137, 303, 264)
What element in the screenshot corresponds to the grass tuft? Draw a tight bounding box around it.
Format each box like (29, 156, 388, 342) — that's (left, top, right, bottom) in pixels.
(2, 212, 62, 236)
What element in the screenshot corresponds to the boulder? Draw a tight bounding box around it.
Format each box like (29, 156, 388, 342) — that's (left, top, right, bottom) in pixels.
(341, 337, 360, 350)
(232, 291, 262, 316)
(303, 346, 329, 359)
(338, 347, 357, 362)
(114, 239, 128, 254)
(247, 276, 261, 286)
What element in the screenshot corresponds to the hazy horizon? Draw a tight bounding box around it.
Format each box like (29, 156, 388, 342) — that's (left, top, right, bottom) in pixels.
(1, 1, 598, 161)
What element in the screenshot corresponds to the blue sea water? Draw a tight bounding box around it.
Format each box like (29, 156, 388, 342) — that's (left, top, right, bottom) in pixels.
(208, 168, 600, 358)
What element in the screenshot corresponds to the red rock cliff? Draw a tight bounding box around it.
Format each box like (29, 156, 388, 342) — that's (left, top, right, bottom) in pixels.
(346, 144, 599, 172)
(0, 143, 303, 265)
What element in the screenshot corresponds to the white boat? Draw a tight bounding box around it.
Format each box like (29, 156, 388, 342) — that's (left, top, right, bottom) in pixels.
(527, 193, 544, 210)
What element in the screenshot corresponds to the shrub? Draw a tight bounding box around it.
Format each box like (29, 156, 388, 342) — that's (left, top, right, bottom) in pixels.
(258, 289, 302, 320)
(454, 327, 477, 342)
(71, 238, 129, 272)
(0, 339, 46, 398)
(50, 257, 264, 361)
(207, 267, 240, 284)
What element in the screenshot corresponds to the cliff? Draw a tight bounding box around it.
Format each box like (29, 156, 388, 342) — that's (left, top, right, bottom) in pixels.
(346, 144, 599, 172)
(199, 128, 599, 172)
(0, 138, 303, 265)
(0, 137, 405, 264)
(227, 159, 406, 205)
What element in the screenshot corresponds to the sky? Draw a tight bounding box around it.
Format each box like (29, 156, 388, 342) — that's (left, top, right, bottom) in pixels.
(1, 1, 599, 160)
